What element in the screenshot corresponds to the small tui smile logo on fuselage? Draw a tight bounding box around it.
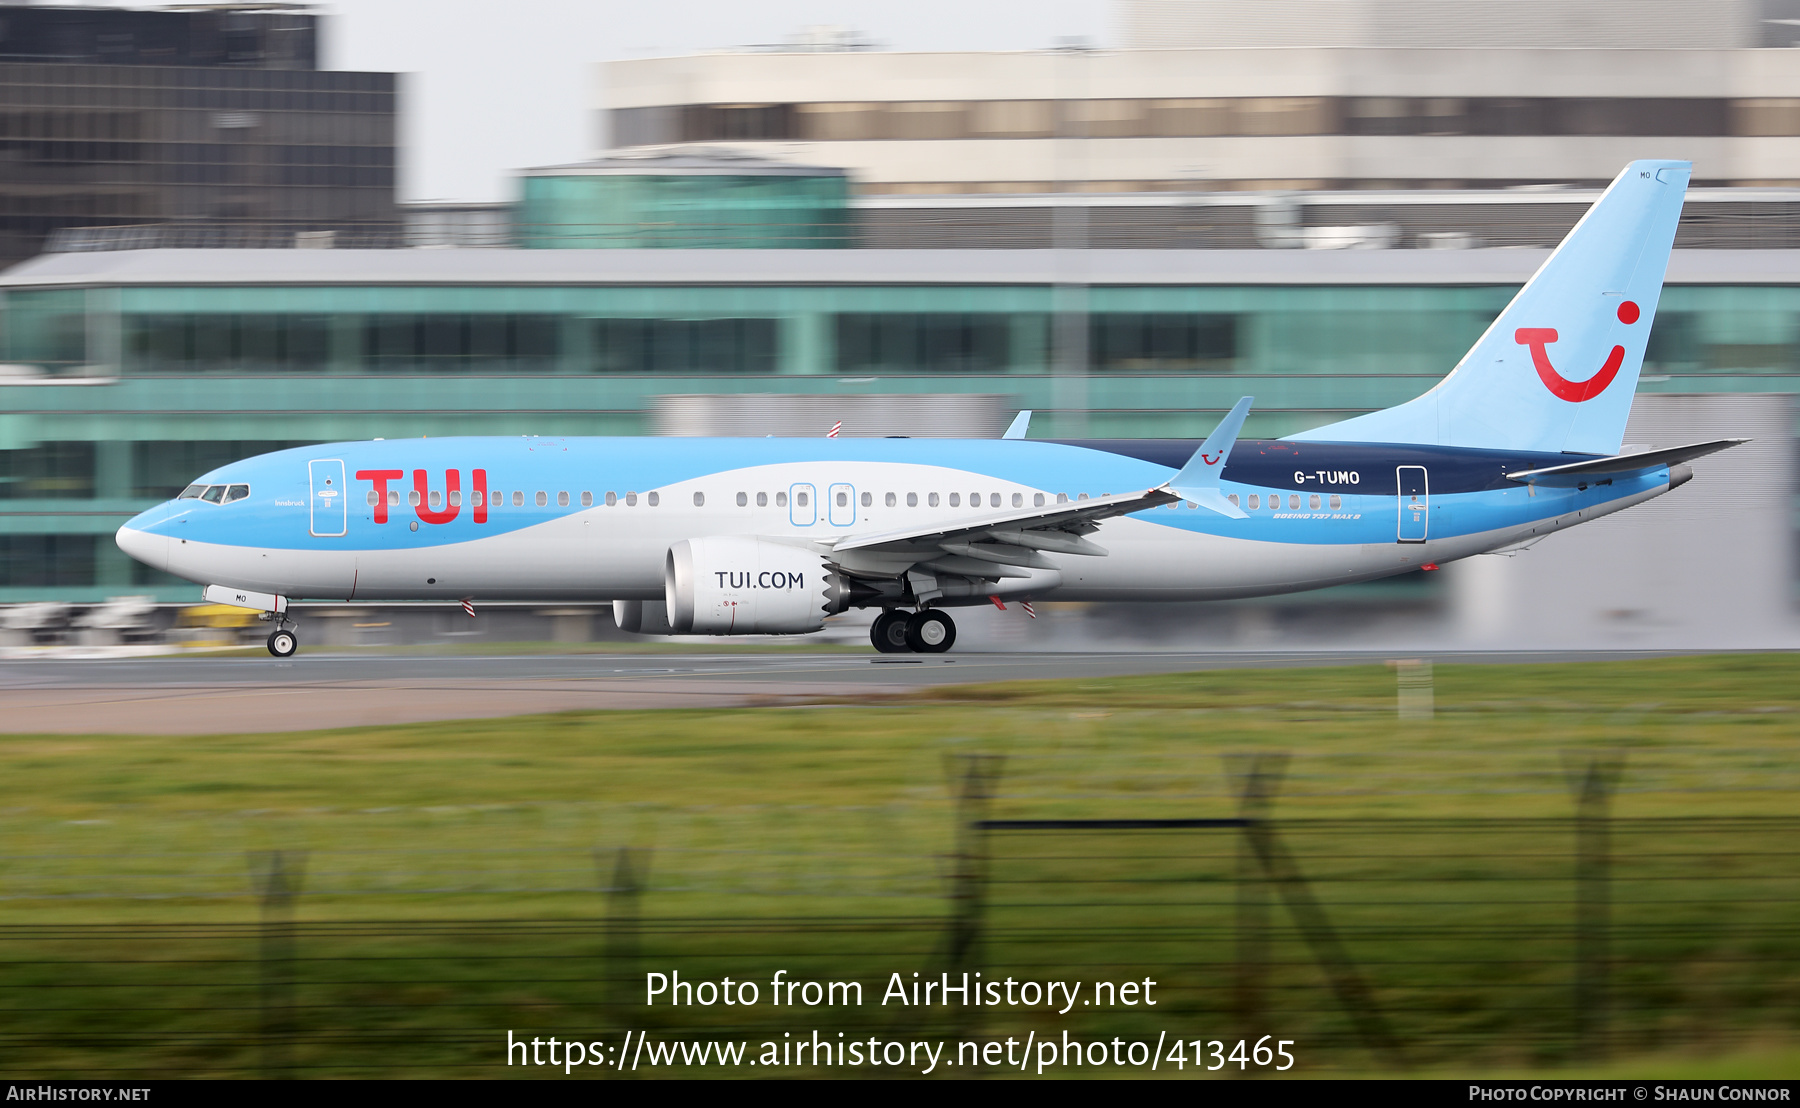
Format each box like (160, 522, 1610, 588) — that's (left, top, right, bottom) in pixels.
(1514, 300, 1641, 402)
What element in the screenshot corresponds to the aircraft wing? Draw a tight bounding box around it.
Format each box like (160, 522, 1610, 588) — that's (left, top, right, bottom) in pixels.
(1505, 438, 1748, 486)
(830, 485, 1178, 564)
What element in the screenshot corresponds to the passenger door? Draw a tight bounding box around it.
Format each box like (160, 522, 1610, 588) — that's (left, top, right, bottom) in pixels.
(789, 482, 817, 527)
(309, 458, 348, 537)
(828, 482, 856, 527)
(1396, 465, 1428, 544)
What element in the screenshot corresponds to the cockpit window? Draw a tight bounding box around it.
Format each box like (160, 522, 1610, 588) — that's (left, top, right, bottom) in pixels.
(178, 484, 206, 500)
(200, 485, 226, 503)
(222, 484, 250, 504)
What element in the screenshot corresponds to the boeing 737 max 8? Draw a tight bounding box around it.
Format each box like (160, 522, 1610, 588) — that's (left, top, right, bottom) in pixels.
(115, 160, 1743, 656)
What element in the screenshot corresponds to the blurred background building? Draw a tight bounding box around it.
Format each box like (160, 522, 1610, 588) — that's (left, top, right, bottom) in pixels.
(0, 0, 1791, 649)
(0, 3, 398, 267)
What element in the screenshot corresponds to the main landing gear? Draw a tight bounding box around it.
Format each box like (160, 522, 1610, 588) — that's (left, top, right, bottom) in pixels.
(870, 608, 956, 654)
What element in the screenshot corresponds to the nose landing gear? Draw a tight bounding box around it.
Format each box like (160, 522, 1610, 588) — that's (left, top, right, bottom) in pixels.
(259, 611, 298, 658)
(869, 608, 956, 654)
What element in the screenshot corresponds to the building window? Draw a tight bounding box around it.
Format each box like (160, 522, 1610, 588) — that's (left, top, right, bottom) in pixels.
(592, 318, 778, 374)
(835, 314, 1010, 373)
(0, 442, 96, 500)
(1091, 314, 1238, 372)
(0, 535, 96, 586)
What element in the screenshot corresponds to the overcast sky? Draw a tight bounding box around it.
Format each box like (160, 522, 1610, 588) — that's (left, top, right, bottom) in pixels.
(300, 1, 1112, 203)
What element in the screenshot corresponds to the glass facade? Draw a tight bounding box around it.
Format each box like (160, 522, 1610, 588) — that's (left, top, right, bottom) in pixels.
(0, 63, 398, 265)
(0, 268, 1794, 599)
(517, 172, 851, 249)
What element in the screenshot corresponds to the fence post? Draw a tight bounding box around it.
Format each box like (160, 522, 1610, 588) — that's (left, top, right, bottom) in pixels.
(602, 847, 650, 1012)
(1569, 754, 1624, 1058)
(248, 850, 305, 1078)
(945, 754, 1005, 984)
(1227, 753, 1287, 1041)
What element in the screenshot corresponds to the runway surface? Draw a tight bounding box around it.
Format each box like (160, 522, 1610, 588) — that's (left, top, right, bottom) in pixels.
(0, 648, 1734, 735)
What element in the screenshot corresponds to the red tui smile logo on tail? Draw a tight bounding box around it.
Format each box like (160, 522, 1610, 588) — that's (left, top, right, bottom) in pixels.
(1515, 300, 1641, 402)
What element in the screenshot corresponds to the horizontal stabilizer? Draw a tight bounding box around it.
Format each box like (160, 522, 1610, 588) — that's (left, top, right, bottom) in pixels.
(1506, 438, 1748, 486)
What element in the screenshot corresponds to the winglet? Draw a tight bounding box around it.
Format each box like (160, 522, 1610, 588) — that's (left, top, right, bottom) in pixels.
(1002, 410, 1032, 440)
(1168, 397, 1253, 518)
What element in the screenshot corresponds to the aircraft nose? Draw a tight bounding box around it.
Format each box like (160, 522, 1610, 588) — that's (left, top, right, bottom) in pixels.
(115, 521, 170, 572)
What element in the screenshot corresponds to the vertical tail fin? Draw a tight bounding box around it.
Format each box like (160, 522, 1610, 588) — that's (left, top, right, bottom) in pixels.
(1289, 160, 1690, 455)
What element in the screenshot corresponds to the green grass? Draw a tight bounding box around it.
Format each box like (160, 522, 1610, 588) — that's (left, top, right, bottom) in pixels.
(1, 652, 1798, 1077)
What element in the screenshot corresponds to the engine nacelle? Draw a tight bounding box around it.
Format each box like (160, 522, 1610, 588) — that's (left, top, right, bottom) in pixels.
(665, 537, 848, 635)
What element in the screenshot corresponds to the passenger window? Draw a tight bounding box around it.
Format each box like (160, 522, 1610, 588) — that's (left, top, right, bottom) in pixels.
(1034, 493, 1044, 507)
(1330, 494, 1342, 510)
(907, 492, 918, 507)
(648, 492, 660, 507)
(224, 484, 250, 503)
(991, 493, 1002, 507)
(626, 492, 638, 506)
(535, 491, 547, 507)
(776, 491, 788, 507)
(1186, 501, 1197, 509)
(861, 491, 872, 508)
(1248, 494, 1260, 509)
(970, 492, 980, 507)
(449, 490, 461, 507)
(885, 492, 897, 507)
(1289, 494, 1300, 510)
(512, 491, 524, 507)
(949, 493, 961, 507)
(390, 490, 401, 507)
(367, 490, 380, 506)
(178, 484, 205, 499)
(693, 491, 705, 507)
(1077, 493, 1089, 501)
(409, 490, 422, 506)
(1012, 493, 1023, 507)
(1309, 494, 1321, 510)
(606, 491, 617, 506)
(556, 491, 569, 507)
(736, 492, 748, 507)
(581, 491, 593, 507)
(757, 492, 768, 507)
(1057, 493, 1068, 504)
(836, 491, 847, 507)
(1228, 494, 1239, 507)
(795, 491, 807, 507)
(928, 493, 939, 507)
(430, 491, 443, 509)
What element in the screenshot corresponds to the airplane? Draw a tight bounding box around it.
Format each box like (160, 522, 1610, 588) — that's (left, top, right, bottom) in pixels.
(116, 159, 1744, 658)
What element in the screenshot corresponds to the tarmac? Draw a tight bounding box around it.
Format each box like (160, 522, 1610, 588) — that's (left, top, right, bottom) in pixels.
(0, 648, 1730, 734)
